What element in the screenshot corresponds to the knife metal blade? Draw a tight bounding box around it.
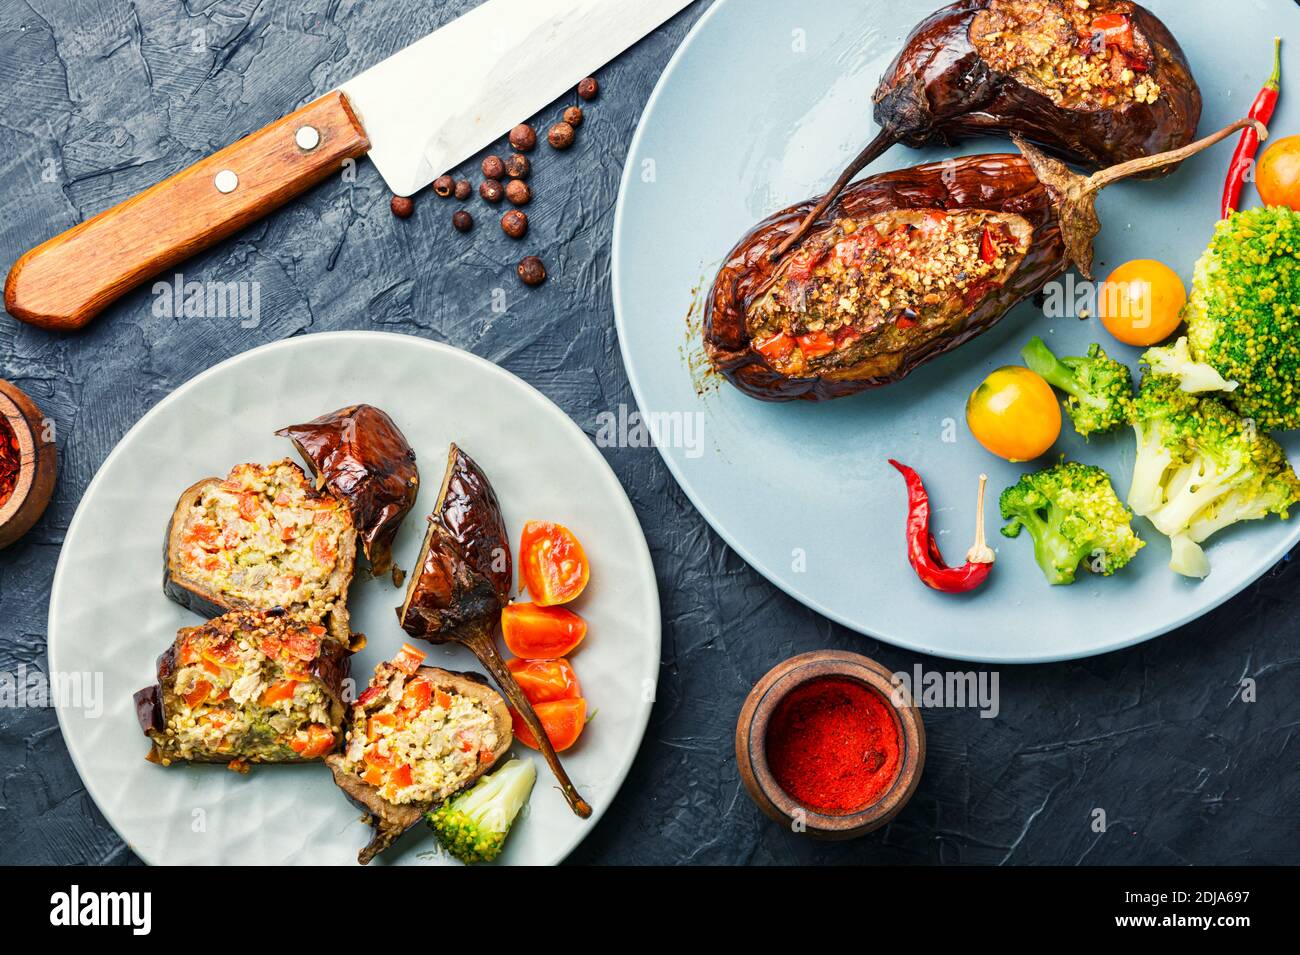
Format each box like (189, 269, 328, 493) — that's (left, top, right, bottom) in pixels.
(340, 0, 695, 196)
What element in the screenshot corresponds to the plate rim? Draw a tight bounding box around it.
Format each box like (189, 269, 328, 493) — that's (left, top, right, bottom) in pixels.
(47, 329, 661, 864)
(609, 0, 1299, 664)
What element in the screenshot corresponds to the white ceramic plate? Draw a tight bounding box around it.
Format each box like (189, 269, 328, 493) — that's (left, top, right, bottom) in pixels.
(48, 331, 660, 865)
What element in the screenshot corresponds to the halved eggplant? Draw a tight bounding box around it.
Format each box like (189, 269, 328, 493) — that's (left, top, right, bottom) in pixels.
(164, 459, 356, 646)
(276, 404, 419, 581)
(324, 647, 511, 864)
(398, 444, 592, 819)
(133, 608, 349, 768)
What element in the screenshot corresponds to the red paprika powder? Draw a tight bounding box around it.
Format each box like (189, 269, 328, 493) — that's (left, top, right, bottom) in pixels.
(764, 677, 902, 815)
(0, 416, 19, 509)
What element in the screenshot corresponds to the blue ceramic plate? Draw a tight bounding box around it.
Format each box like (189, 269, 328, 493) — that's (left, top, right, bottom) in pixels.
(612, 0, 1300, 662)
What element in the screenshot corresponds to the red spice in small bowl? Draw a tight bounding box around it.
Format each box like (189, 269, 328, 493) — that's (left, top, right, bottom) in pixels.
(0, 415, 19, 509)
(764, 677, 902, 815)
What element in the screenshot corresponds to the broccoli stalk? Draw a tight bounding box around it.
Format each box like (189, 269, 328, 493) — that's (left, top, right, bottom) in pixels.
(1141, 337, 1237, 394)
(1000, 461, 1144, 585)
(426, 758, 536, 864)
(1020, 336, 1134, 437)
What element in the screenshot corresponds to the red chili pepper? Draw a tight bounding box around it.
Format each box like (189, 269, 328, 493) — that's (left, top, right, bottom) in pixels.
(1222, 37, 1282, 219)
(888, 460, 994, 594)
(979, 226, 997, 264)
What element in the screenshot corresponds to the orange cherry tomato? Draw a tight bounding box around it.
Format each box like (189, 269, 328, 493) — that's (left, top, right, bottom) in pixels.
(966, 366, 1061, 462)
(507, 657, 582, 704)
(501, 602, 587, 659)
(1098, 259, 1186, 346)
(519, 521, 589, 606)
(511, 698, 587, 752)
(1257, 135, 1300, 211)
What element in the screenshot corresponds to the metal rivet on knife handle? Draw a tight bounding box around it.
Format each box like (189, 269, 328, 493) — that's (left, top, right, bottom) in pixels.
(214, 170, 239, 194)
(295, 126, 321, 151)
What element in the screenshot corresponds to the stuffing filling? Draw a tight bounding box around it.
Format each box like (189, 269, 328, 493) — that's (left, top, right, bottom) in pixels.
(159, 619, 338, 762)
(749, 209, 1032, 376)
(341, 654, 500, 806)
(971, 0, 1161, 109)
(176, 460, 352, 623)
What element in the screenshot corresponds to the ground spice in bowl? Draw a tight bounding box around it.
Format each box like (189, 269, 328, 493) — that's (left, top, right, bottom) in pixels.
(0, 415, 19, 509)
(763, 676, 902, 815)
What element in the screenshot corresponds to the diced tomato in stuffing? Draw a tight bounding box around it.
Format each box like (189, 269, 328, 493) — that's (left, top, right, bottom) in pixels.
(238, 493, 260, 523)
(834, 326, 861, 349)
(388, 764, 414, 789)
(367, 712, 397, 740)
(1091, 13, 1133, 50)
(280, 524, 297, 542)
(282, 630, 321, 661)
(203, 639, 240, 669)
(391, 643, 426, 676)
(260, 680, 298, 706)
(980, 227, 997, 264)
(178, 639, 202, 666)
(357, 685, 385, 708)
(754, 332, 795, 362)
(290, 724, 335, 758)
(402, 678, 433, 715)
(797, 331, 836, 359)
(364, 748, 394, 771)
(435, 690, 453, 710)
(361, 765, 385, 786)
(184, 680, 213, 708)
(312, 534, 336, 565)
(785, 247, 828, 283)
(186, 523, 218, 546)
(919, 211, 949, 234)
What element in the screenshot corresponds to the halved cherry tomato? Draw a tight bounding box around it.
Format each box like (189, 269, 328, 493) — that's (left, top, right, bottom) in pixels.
(260, 680, 298, 706)
(519, 521, 589, 606)
(501, 602, 587, 659)
(290, 723, 335, 758)
(796, 330, 836, 359)
(507, 658, 582, 704)
(754, 332, 795, 362)
(391, 643, 425, 675)
(511, 698, 587, 753)
(184, 681, 213, 708)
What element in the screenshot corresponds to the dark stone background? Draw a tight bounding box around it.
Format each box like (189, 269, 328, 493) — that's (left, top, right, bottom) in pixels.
(1, 0, 1296, 866)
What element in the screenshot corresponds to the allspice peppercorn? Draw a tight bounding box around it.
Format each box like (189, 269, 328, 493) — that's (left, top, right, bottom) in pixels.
(452, 210, 473, 232)
(504, 153, 530, 179)
(481, 155, 505, 180)
(577, 76, 598, 100)
(509, 123, 537, 152)
(563, 105, 584, 127)
(517, 256, 547, 286)
(500, 209, 528, 239)
(548, 122, 575, 150)
(432, 175, 453, 197)
(454, 179, 472, 200)
(480, 179, 504, 203)
(505, 179, 531, 206)
(390, 195, 414, 218)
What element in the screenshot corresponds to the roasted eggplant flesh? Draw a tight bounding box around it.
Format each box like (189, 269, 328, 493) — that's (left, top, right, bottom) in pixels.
(133, 609, 348, 766)
(276, 405, 418, 578)
(164, 459, 356, 645)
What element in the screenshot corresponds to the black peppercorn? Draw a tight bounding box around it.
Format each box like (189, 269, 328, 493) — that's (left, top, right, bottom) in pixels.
(577, 76, 598, 100)
(563, 106, 584, 127)
(548, 122, 575, 150)
(505, 179, 531, 206)
(500, 209, 528, 239)
(509, 123, 537, 152)
(454, 179, 472, 200)
(432, 175, 453, 197)
(504, 153, 530, 179)
(479, 179, 504, 203)
(481, 155, 505, 180)
(452, 210, 473, 232)
(390, 195, 414, 218)
(517, 256, 546, 286)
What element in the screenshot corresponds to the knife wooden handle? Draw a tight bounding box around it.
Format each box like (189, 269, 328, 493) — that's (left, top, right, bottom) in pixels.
(4, 92, 370, 332)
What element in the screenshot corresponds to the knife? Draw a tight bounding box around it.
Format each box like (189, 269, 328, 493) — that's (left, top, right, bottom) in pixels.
(4, 0, 693, 332)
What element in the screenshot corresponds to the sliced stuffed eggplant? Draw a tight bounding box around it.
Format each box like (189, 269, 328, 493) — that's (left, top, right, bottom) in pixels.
(164, 459, 356, 646)
(276, 404, 419, 581)
(133, 609, 349, 769)
(324, 643, 511, 865)
(398, 444, 592, 819)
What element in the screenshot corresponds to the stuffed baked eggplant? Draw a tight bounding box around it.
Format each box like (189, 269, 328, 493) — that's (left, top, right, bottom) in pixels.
(164, 459, 357, 646)
(399, 444, 592, 819)
(276, 405, 419, 581)
(776, 0, 1202, 258)
(706, 118, 1261, 402)
(325, 643, 511, 864)
(133, 609, 349, 769)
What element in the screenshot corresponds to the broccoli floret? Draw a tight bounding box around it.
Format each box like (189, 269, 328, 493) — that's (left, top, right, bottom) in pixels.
(1126, 372, 1300, 577)
(999, 461, 1144, 585)
(1020, 336, 1134, 437)
(426, 758, 536, 864)
(1141, 336, 1238, 394)
(1185, 206, 1300, 430)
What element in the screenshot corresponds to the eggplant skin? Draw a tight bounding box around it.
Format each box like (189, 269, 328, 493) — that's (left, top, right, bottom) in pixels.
(704, 153, 1067, 401)
(876, 0, 1201, 172)
(276, 405, 419, 579)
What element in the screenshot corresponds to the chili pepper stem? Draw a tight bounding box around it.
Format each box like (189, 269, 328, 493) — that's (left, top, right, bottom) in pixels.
(1268, 36, 1282, 91)
(966, 473, 995, 565)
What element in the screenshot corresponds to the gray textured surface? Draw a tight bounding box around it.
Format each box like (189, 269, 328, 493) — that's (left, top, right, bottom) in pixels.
(1, 0, 1296, 866)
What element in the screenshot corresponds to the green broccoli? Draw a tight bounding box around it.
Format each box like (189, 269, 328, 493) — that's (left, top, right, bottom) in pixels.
(1000, 461, 1144, 585)
(1141, 336, 1238, 394)
(1020, 336, 1134, 437)
(426, 758, 536, 864)
(1185, 206, 1300, 431)
(1127, 372, 1300, 577)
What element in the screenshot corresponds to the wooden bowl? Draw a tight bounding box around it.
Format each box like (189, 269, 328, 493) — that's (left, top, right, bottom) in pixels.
(735, 650, 925, 840)
(0, 380, 57, 549)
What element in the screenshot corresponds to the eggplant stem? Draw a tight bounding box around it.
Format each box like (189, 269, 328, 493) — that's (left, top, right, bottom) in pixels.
(460, 628, 593, 819)
(770, 128, 896, 261)
(1083, 118, 1269, 195)
(966, 474, 995, 565)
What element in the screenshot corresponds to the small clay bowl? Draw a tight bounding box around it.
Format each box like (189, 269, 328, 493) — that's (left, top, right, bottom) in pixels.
(736, 650, 925, 840)
(0, 380, 57, 550)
